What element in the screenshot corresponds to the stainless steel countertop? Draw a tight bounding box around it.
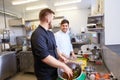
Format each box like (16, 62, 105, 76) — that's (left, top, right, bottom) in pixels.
(106, 45, 120, 56)
(0, 51, 16, 55)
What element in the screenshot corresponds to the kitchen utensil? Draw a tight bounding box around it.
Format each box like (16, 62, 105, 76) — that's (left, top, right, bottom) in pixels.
(85, 66, 95, 72)
(58, 62, 82, 80)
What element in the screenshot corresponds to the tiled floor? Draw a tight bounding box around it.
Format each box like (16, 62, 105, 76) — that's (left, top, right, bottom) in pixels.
(9, 72, 36, 80)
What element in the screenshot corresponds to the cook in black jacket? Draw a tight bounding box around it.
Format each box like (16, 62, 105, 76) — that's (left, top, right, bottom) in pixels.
(31, 8, 73, 80)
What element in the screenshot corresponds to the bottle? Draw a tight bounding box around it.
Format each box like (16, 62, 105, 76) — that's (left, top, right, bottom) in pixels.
(22, 39, 27, 51)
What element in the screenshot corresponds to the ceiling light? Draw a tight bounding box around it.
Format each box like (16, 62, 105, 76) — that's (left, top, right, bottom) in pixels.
(54, 0, 82, 6)
(12, 0, 38, 5)
(26, 5, 48, 11)
(56, 7, 78, 12)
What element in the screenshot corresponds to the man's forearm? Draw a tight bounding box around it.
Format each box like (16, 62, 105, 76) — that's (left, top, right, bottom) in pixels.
(42, 55, 66, 69)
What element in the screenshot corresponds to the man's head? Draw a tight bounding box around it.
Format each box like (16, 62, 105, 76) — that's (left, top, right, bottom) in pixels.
(60, 19, 69, 33)
(39, 8, 55, 28)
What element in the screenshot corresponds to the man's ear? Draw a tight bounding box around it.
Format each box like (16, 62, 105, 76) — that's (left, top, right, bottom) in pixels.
(45, 16, 49, 23)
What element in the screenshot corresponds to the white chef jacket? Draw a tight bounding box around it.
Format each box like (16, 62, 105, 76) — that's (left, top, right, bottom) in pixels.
(54, 30, 73, 58)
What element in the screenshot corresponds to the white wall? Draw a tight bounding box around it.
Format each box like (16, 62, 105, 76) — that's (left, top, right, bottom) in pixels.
(25, 9, 90, 34)
(55, 9, 90, 34)
(105, 0, 120, 45)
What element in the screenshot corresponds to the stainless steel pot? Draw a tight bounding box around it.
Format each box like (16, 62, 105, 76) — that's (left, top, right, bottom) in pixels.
(58, 62, 82, 80)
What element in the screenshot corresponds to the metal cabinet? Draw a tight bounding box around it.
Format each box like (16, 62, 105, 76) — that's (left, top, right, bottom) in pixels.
(0, 51, 17, 80)
(18, 51, 34, 73)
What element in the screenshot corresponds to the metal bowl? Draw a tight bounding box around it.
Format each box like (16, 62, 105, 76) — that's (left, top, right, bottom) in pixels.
(58, 62, 82, 80)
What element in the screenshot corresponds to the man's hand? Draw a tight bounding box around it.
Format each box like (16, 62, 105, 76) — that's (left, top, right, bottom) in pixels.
(59, 54, 68, 63)
(71, 52, 77, 59)
(62, 63, 73, 79)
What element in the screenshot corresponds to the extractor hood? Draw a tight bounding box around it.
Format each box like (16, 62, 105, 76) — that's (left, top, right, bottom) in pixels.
(8, 18, 25, 27)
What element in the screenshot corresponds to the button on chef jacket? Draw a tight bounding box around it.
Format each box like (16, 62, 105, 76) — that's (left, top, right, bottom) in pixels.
(31, 25, 58, 80)
(54, 30, 73, 58)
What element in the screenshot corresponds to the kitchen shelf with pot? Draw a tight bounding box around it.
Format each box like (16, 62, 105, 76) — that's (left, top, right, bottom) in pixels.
(87, 14, 104, 45)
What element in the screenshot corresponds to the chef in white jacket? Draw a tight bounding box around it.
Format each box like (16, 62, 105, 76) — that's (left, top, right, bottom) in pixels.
(54, 19, 76, 59)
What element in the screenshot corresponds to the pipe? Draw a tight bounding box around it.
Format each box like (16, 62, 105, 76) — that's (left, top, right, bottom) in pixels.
(2, 0, 7, 50)
(3, 0, 7, 28)
(0, 10, 19, 18)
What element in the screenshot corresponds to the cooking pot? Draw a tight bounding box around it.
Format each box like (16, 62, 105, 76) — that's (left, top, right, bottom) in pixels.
(58, 62, 82, 80)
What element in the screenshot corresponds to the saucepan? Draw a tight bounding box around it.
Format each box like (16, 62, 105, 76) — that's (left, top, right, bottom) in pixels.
(58, 62, 82, 80)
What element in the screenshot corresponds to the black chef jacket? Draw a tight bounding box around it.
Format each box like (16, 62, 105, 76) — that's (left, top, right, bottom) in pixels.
(31, 25, 58, 80)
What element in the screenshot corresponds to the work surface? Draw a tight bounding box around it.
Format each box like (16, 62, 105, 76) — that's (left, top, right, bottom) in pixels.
(106, 45, 120, 56)
(57, 57, 108, 80)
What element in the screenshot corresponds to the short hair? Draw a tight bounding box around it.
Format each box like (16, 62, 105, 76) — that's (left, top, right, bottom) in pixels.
(39, 8, 55, 21)
(60, 19, 69, 25)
